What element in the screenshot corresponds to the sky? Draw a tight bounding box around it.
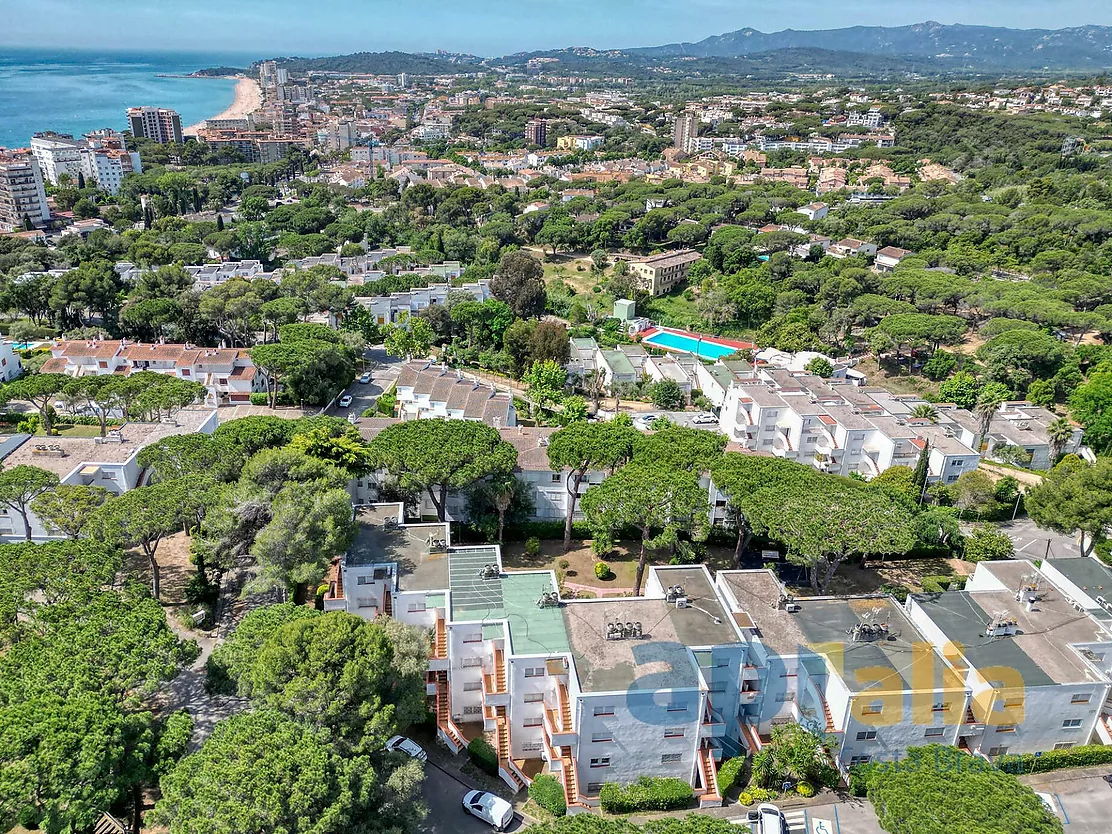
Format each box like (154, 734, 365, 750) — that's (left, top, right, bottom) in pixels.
(5, 0, 1112, 58)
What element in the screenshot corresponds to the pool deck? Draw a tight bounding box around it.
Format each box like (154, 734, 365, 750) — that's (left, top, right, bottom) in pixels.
(639, 326, 754, 358)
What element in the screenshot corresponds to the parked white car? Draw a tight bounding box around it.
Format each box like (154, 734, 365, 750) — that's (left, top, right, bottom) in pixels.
(756, 803, 788, 834)
(691, 412, 717, 425)
(462, 790, 513, 830)
(339, 395, 353, 407)
(384, 735, 427, 761)
(359, 372, 372, 384)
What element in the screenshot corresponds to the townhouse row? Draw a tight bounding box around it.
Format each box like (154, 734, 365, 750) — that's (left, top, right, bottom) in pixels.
(324, 504, 1112, 809)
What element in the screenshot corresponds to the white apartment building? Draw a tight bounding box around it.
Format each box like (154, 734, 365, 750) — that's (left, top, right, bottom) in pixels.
(79, 147, 142, 195)
(0, 342, 23, 383)
(0, 149, 50, 232)
(30, 134, 83, 185)
(0, 408, 218, 541)
(29, 133, 141, 195)
(356, 277, 488, 324)
(39, 340, 263, 406)
(325, 506, 744, 807)
(945, 404, 1085, 470)
(717, 368, 980, 482)
(127, 107, 183, 145)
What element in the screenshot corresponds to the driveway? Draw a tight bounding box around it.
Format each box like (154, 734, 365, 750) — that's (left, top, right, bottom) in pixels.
(418, 761, 525, 834)
(1021, 766, 1112, 832)
(328, 345, 403, 418)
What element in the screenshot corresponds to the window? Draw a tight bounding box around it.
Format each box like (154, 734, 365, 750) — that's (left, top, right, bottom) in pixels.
(925, 727, 945, 738)
(862, 702, 883, 716)
(1071, 694, 1091, 704)
(462, 705, 483, 715)
(522, 742, 543, 753)
(775, 691, 796, 703)
(356, 576, 374, 586)
(181, 368, 189, 376)
(932, 702, 951, 712)
(1062, 719, 1083, 729)
(407, 601, 426, 613)
(987, 746, 1009, 757)
(463, 633, 482, 644)
(523, 717, 543, 728)
(856, 731, 877, 741)
(661, 753, 682, 764)
(1054, 742, 1075, 750)
(551, 473, 561, 483)
(587, 782, 605, 794)
(593, 706, 615, 716)
(525, 667, 546, 678)
(666, 704, 688, 712)
(849, 755, 870, 767)
(524, 693, 544, 703)
(591, 733, 612, 743)
(589, 757, 611, 768)
(663, 728, 685, 739)
(463, 681, 482, 692)
(462, 658, 482, 668)
(996, 725, 1016, 734)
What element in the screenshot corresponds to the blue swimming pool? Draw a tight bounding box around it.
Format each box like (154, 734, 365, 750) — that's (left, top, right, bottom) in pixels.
(642, 330, 740, 360)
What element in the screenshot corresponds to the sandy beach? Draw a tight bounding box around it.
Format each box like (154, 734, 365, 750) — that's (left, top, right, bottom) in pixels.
(184, 77, 262, 133)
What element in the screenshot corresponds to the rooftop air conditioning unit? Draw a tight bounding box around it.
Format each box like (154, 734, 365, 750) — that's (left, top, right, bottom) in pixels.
(785, 603, 801, 613)
(675, 597, 689, 609)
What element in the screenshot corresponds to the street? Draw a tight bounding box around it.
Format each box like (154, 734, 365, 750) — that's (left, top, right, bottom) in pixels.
(418, 761, 525, 834)
(328, 345, 403, 418)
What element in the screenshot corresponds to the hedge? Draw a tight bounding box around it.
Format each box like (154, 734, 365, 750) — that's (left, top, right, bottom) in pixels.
(599, 776, 694, 814)
(848, 763, 873, 798)
(467, 737, 499, 777)
(528, 774, 567, 817)
(715, 757, 746, 794)
(995, 744, 1112, 775)
(737, 787, 776, 806)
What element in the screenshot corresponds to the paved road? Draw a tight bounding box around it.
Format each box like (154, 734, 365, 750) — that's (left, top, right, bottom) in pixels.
(418, 761, 525, 834)
(596, 408, 721, 431)
(328, 345, 403, 418)
(993, 518, 1081, 561)
(1022, 765, 1112, 832)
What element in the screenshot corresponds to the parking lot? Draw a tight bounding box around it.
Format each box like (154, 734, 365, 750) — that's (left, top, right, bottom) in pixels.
(992, 518, 1081, 560)
(418, 761, 525, 834)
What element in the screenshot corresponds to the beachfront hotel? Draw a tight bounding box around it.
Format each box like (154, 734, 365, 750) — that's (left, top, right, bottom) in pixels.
(0, 149, 50, 232)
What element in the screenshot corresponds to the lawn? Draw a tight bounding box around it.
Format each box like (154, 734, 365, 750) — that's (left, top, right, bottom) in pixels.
(819, 557, 974, 597)
(36, 423, 107, 438)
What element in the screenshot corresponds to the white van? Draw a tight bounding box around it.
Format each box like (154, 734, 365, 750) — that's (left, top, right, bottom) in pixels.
(757, 803, 788, 834)
(462, 790, 514, 830)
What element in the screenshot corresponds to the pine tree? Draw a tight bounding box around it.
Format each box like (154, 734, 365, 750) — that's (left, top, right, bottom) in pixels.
(912, 441, 930, 501)
(216, 214, 225, 232)
(77, 171, 86, 190)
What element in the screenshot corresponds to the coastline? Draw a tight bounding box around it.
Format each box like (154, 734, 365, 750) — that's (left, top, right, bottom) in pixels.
(183, 77, 262, 133)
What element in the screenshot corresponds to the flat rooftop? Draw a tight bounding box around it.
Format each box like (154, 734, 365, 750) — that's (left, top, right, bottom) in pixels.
(913, 582, 1108, 686)
(1046, 558, 1112, 600)
(721, 570, 957, 693)
(0, 408, 217, 478)
(449, 547, 505, 622)
(348, 506, 450, 592)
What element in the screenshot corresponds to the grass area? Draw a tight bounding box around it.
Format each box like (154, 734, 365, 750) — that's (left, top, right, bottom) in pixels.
(37, 424, 107, 438)
(853, 356, 941, 398)
(819, 557, 973, 596)
(641, 291, 703, 329)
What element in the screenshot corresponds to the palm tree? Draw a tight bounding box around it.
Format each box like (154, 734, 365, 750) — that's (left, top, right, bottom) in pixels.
(910, 404, 938, 423)
(487, 474, 519, 544)
(1047, 417, 1074, 466)
(974, 386, 1008, 451)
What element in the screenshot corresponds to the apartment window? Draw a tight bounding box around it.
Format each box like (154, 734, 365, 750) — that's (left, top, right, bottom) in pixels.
(1071, 694, 1091, 704)
(523, 717, 543, 728)
(661, 753, 682, 764)
(219, 378, 228, 385)
(987, 746, 1009, 757)
(856, 731, 877, 741)
(996, 725, 1016, 734)
(931, 702, 951, 712)
(775, 691, 796, 703)
(356, 576, 374, 586)
(589, 758, 611, 768)
(551, 473, 561, 483)
(666, 704, 688, 713)
(463, 681, 482, 692)
(462, 705, 483, 716)
(181, 368, 189, 376)
(925, 727, 946, 738)
(524, 667, 546, 678)
(862, 702, 884, 716)
(849, 756, 870, 767)
(407, 602, 426, 613)
(1062, 719, 1083, 729)
(663, 728, 685, 739)
(463, 632, 482, 644)
(591, 733, 613, 743)
(524, 693, 544, 703)
(593, 706, 615, 716)
(461, 658, 482, 668)
(522, 742, 543, 753)
(1054, 742, 1075, 750)
(587, 782, 605, 794)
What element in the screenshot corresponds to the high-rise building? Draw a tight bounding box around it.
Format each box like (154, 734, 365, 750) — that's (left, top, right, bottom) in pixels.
(397, 72, 409, 88)
(127, 107, 183, 145)
(0, 149, 51, 232)
(525, 118, 547, 147)
(29, 133, 83, 185)
(672, 110, 699, 153)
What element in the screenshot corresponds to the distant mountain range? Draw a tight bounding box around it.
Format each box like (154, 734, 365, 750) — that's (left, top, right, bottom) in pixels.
(258, 22, 1112, 79)
(630, 22, 1112, 70)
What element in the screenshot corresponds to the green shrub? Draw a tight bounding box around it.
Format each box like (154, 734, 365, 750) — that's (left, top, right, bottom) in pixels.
(377, 389, 397, 416)
(152, 710, 195, 776)
(599, 776, 694, 814)
(594, 561, 612, 580)
(738, 787, 776, 806)
(920, 575, 951, 593)
(528, 774, 567, 817)
(467, 737, 499, 776)
(878, 582, 910, 603)
(995, 744, 1112, 775)
(950, 576, 968, 590)
(557, 559, 570, 570)
(249, 392, 269, 405)
(848, 764, 873, 797)
(795, 782, 816, 798)
(525, 537, 541, 558)
(716, 756, 746, 794)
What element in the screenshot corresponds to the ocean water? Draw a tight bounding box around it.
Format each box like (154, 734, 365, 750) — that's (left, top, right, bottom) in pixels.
(0, 48, 260, 148)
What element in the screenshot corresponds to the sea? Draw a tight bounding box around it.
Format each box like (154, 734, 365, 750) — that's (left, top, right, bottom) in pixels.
(0, 48, 262, 148)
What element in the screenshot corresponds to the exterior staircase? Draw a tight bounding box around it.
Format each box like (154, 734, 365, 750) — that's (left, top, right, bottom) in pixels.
(557, 682, 572, 730)
(560, 746, 588, 809)
(430, 615, 447, 659)
(697, 743, 722, 807)
(495, 706, 525, 791)
(820, 694, 835, 733)
(433, 670, 464, 752)
(383, 588, 392, 617)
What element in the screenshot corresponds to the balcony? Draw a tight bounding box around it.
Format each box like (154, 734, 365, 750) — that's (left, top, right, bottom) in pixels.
(482, 648, 510, 708)
(739, 686, 760, 705)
